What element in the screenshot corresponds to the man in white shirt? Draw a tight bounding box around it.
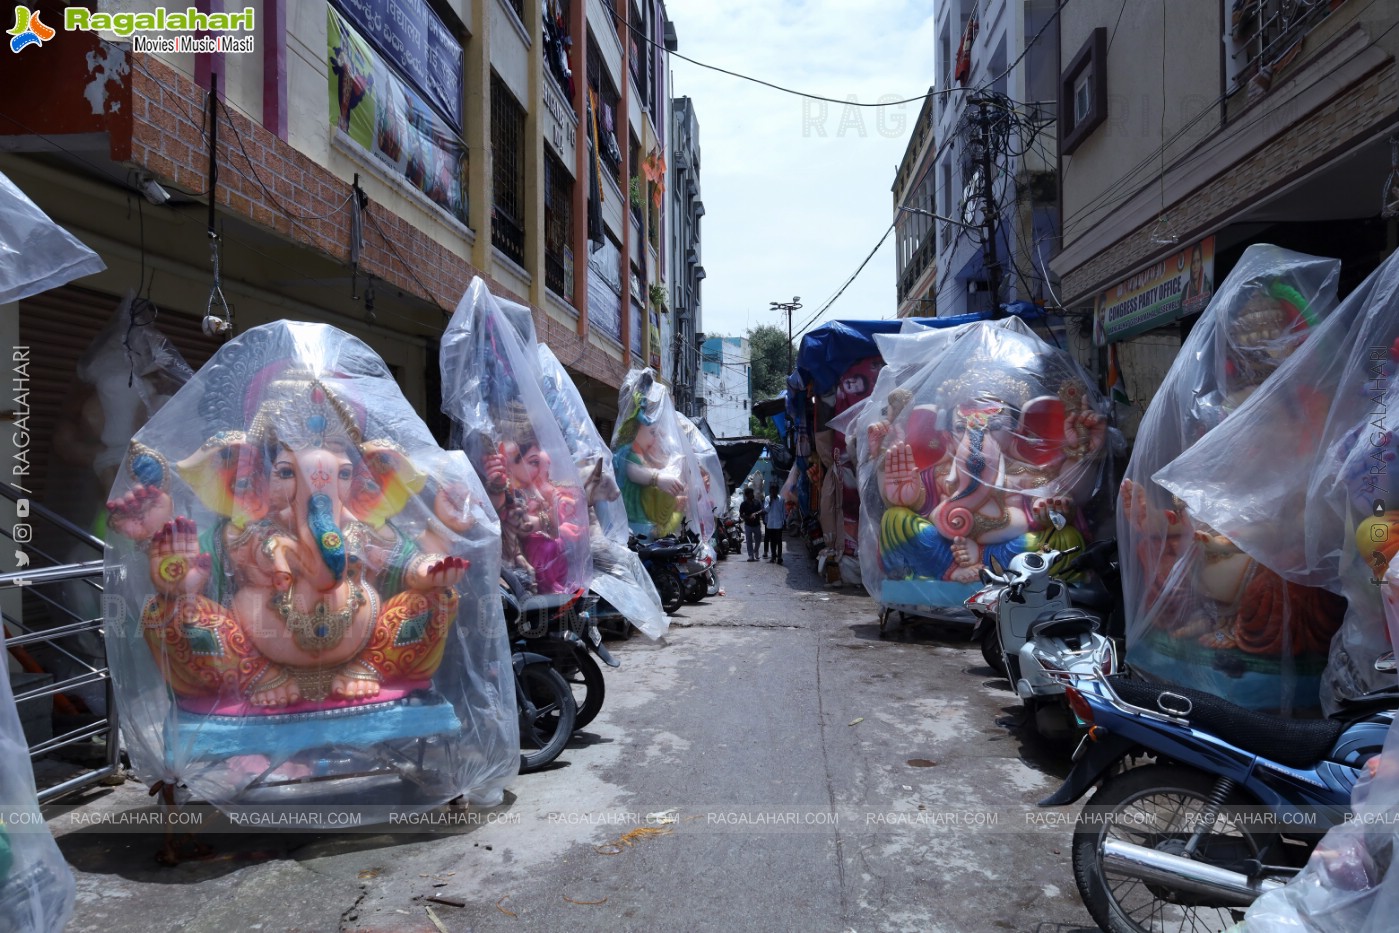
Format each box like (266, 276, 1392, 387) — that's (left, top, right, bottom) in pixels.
(764, 485, 786, 565)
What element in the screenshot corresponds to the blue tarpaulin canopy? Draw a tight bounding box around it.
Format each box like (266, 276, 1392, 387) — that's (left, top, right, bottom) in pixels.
(792, 309, 1042, 397)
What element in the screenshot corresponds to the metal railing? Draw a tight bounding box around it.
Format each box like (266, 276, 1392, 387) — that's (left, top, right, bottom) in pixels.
(0, 483, 121, 802)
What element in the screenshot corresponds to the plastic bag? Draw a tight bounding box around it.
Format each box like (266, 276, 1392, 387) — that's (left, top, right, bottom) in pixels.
(677, 414, 724, 542)
(1121, 246, 1341, 714)
(1157, 246, 1399, 714)
(103, 320, 517, 812)
(1236, 556, 1399, 932)
(0, 167, 105, 304)
(610, 369, 709, 541)
(0, 633, 75, 932)
(440, 279, 593, 597)
(853, 320, 1111, 609)
(536, 344, 667, 639)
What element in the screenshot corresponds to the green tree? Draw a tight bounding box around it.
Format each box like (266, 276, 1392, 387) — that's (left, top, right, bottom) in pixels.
(745, 324, 794, 401)
(749, 414, 780, 442)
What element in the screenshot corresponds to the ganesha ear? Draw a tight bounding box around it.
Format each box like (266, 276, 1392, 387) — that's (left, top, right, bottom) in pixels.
(174, 431, 268, 527)
(352, 440, 427, 526)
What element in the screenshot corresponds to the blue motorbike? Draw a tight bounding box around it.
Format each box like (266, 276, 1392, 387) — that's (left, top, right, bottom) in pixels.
(1040, 670, 1397, 933)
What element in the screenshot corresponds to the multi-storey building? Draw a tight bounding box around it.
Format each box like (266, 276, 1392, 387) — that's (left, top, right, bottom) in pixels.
(929, 0, 1061, 318)
(669, 94, 704, 417)
(700, 335, 750, 438)
(0, 0, 677, 516)
(1053, 1, 1399, 437)
(893, 91, 938, 318)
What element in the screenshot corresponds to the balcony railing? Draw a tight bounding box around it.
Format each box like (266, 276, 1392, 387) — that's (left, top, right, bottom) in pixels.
(1226, 0, 1342, 97)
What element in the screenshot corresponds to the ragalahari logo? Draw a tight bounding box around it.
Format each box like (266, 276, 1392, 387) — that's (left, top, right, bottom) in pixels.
(9, 6, 54, 53)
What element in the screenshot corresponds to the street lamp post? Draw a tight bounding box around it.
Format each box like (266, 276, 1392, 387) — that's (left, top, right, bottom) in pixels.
(769, 296, 801, 376)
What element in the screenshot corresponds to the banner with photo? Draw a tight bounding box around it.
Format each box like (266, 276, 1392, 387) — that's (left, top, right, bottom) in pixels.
(1094, 235, 1216, 344)
(330, 0, 462, 131)
(328, 10, 468, 224)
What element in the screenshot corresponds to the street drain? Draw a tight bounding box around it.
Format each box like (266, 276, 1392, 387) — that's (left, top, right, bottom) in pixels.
(906, 758, 937, 768)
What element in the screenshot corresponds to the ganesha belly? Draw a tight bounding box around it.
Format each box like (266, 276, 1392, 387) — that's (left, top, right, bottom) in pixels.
(106, 374, 469, 715)
(870, 383, 1105, 608)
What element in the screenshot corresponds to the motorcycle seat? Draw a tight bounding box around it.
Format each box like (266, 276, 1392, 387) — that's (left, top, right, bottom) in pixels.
(1031, 609, 1099, 640)
(1066, 581, 1114, 614)
(639, 544, 687, 561)
(1110, 675, 1343, 768)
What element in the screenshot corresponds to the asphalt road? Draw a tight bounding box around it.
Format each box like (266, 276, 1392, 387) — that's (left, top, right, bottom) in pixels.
(46, 546, 1100, 932)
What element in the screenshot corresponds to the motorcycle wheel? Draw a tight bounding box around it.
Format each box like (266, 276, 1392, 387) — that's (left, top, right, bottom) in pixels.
(980, 627, 1007, 677)
(1072, 764, 1273, 933)
(656, 572, 684, 614)
(685, 576, 707, 603)
(518, 663, 577, 773)
(716, 537, 730, 559)
(559, 648, 606, 730)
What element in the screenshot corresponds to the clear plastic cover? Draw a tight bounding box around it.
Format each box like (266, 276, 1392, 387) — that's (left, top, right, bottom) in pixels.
(677, 414, 724, 542)
(610, 369, 709, 541)
(536, 345, 667, 639)
(0, 167, 105, 304)
(854, 321, 1111, 608)
(1236, 564, 1399, 932)
(1122, 245, 1342, 714)
(440, 279, 593, 597)
(1155, 247, 1399, 714)
(0, 633, 75, 932)
(104, 320, 517, 812)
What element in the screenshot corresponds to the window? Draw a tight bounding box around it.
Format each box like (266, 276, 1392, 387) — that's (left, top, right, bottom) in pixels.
(544, 151, 574, 298)
(491, 72, 526, 266)
(1059, 27, 1106, 155)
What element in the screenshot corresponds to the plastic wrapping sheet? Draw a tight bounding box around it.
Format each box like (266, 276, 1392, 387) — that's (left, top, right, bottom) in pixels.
(441, 279, 592, 596)
(1157, 247, 1399, 715)
(103, 320, 517, 812)
(0, 633, 75, 932)
(829, 358, 882, 569)
(0, 167, 105, 304)
(1235, 565, 1399, 933)
(1121, 245, 1342, 714)
(536, 345, 667, 639)
(677, 414, 724, 543)
(852, 321, 1111, 609)
(610, 369, 709, 541)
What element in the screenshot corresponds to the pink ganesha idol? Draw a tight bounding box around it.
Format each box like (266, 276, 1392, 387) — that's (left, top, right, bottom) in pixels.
(106, 367, 469, 714)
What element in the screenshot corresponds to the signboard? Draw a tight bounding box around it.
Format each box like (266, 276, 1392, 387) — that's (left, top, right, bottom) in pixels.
(329, 11, 468, 223)
(1094, 235, 1216, 344)
(330, 0, 462, 131)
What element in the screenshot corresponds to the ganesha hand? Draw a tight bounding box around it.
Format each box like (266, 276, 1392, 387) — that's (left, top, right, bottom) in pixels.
(1030, 496, 1071, 530)
(108, 485, 174, 544)
(882, 443, 927, 511)
(149, 516, 211, 595)
(483, 451, 509, 496)
(433, 483, 476, 535)
(1120, 478, 1182, 538)
(866, 421, 891, 456)
(409, 554, 470, 591)
(1066, 409, 1106, 458)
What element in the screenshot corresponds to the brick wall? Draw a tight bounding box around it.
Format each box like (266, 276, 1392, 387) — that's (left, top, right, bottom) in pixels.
(1061, 65, 1399, 305)
(128, 57, 626, 390)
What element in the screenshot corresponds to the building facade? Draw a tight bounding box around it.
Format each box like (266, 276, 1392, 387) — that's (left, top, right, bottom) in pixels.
(1053, 1, 1399, 438)
(669, 94, 704, 417)
(892, 91, 938, 318)
(0, 0, 680, 511)
(928, 0, 1061, 318)
(700, 335, 750, 438)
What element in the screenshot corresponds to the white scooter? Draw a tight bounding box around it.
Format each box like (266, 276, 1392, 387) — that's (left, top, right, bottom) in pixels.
(966, 547, 1117, 739)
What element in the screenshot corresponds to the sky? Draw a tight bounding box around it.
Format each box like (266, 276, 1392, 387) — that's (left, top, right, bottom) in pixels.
(663, 0, 938, 344)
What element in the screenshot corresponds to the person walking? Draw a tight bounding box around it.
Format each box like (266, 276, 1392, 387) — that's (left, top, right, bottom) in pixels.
(764, 485, 786, 565)
(739, 487, 763, 561)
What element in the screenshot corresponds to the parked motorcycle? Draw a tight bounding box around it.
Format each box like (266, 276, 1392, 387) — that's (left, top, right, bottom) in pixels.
(501, 570, 617, 732)
(966, 546, 1116, 739)
(720, 512, 744, 557)
(499, 572, 592, 770)
(1040, 670, 1398, 932)
(631, 533, 693, 614)
(683, 533, 717, 603)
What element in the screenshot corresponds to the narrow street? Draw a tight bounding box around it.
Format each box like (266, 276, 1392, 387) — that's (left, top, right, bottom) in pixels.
(48, 548, 1097, 933)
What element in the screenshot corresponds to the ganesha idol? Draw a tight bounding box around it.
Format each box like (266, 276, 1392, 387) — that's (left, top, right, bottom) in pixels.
(106, 367, 471, 716)
(865, 331, 1108, 607)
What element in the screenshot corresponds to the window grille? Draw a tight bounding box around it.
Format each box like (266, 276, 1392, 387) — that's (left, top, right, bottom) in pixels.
(544, 151, 574, 297)
(491, 73, 526, 266)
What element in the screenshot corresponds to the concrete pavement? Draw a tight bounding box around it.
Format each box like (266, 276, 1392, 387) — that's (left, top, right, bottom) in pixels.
(42, 543, 1098, 932)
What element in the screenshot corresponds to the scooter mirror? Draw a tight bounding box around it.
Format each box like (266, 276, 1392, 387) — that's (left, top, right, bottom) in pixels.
(988, 553, 1005, 577)
(979, 566, 992, 585)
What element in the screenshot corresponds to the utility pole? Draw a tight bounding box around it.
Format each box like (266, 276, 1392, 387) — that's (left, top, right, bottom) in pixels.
(971, 99, 1002, 317)
(769, 296, 801, 376)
